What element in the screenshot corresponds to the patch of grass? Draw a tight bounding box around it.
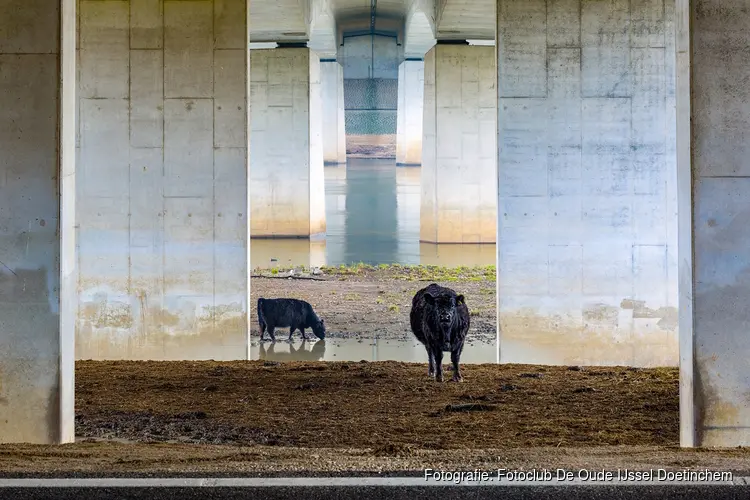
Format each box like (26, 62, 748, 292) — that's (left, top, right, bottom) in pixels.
(251, 263, 497, 282)
(388, 304, 400, 313)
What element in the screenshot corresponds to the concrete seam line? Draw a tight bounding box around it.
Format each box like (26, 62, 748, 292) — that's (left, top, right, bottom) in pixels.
(0, 478, 747, 488)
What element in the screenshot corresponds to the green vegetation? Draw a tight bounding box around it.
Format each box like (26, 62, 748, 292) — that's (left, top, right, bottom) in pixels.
(253, 263, 496, 282)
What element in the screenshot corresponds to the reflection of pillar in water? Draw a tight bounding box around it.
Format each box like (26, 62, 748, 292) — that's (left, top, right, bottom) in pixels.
(250, 239, 327, 269)
(324, 164, 347, 266)
(309, 238, 327, 268)
(344, 160, 398, 264)
(419, 242, 496, 268)
(396, 166, 421, 264)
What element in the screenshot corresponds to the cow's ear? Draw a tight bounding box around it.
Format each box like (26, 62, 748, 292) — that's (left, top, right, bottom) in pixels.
(424, 293, 435, 305)
(456, 294, 465, 305)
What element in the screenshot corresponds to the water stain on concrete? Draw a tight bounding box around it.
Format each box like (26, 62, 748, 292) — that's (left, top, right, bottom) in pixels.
(582, 304, 620, 324)
(620, 299, 678, 330)
(500, 308, 678, 367)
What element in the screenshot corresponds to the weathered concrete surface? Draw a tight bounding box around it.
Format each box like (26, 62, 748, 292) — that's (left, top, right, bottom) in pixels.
(421, 44, 497, 244)
(75, 0, 248, 361)
(249, 47, 326, 238)
(687, 0, 750, 447)
(321, 61, 346, 165)
(396, 60, 424, 166)
(0, 0, 76, 444)
(495, 0, 678, 368)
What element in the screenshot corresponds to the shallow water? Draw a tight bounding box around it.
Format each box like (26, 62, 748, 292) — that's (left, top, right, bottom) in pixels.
(250, 336, 499, 364)
(250, 158, 497, 269)
(249, 336, 581, 365)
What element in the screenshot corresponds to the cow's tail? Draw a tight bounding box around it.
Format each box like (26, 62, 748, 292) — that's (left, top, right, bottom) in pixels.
(257, 298, 266, 333)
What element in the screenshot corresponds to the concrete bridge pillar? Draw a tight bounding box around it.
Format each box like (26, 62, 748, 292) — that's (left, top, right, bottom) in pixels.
(420, 42, 497, 244)
(75, 0, 248, 361)
(321, 60, 347, 165)
(249, 45, 326, 239)
(396, 59, 424, 166)
(680, 0, 750, 448)
(495, 0, 678, 368)
(0, 0, 76, 444)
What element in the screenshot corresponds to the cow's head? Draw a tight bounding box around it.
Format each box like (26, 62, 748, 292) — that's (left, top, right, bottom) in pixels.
(424, 291, 465, 329)
(312, 317, 326, 339)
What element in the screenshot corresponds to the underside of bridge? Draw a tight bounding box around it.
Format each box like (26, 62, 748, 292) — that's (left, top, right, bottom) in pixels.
(0, 0, 747, 451)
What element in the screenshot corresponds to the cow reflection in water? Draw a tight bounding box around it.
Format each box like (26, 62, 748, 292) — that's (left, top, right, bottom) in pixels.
(258, 338, 326, 362)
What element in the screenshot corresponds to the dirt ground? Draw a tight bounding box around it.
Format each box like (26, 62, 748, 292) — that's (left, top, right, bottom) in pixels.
(2, 360, 750, 474)
(248, 266, 497, 343)
(72, 360, 679, 449)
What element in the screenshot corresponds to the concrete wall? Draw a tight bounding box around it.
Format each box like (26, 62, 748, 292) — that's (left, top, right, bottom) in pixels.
(496, 0, 678, 367)
(0, 0, 75, 444)
(396, 60, 424, 166)
(75, 0, 248, 361)
(321, 61, 347, 164)
(341, 34, 399, 80)
(687, 0, 750, 447)
(249, 47, 326, 238)
(421, 44, 497, 244)
(342, 34, 399, 158)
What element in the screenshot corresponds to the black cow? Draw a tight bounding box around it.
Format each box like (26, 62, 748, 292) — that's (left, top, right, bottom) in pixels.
(257, 297, 326, 342)
(409, 283, 470, 382)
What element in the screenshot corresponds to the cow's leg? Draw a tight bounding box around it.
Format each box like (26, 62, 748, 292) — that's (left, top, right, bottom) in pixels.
(288, 326, 295, 342)
(425, 345, 435, 378)
(267, 325, 276, 342)
(259, 317, 267, 341)
(433, 347, 445, 382)
(299, 327, 309, 340)
(450, 344, 464, 382)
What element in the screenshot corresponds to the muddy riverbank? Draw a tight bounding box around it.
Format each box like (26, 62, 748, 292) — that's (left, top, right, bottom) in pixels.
(249, 265, 497, 345)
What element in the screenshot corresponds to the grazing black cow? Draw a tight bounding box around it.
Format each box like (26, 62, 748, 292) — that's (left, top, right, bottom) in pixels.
(257, 297, 326, 342)
(409, 283, 470, 382)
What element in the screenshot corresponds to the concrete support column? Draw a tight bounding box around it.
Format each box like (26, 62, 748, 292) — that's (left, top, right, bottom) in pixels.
(396, 59, 424, 166)
(76, 0, 248, 361)
(249, 47, 326, 238)
(320, 60, 346, 165)
(0, 0, 76, 444)
(420, 43, 497, 244)
(681, 0, 750, 447)
(495, 0, 678, 367)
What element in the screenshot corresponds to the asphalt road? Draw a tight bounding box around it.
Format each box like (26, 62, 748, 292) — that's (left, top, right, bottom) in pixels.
(1, 478, 749, 500)
(0, 485, 749, 500)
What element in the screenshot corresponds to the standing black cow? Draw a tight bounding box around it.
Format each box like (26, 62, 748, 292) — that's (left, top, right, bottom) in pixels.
(409, 283, 470, 382)
(257, 297, 326, 342)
